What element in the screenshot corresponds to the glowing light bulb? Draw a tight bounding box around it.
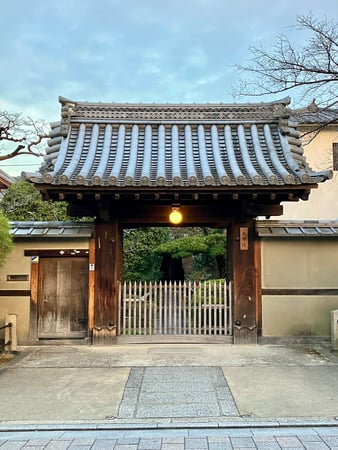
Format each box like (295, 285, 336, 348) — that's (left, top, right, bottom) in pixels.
(169, 209, 183, 225)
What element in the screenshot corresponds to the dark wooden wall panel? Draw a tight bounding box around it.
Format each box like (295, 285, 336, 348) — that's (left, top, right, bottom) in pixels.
(94, 220, 122, 328)
(231, 219, 257, 344)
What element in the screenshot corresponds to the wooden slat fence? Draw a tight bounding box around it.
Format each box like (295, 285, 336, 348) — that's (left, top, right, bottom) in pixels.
(118, 280, 232, 338)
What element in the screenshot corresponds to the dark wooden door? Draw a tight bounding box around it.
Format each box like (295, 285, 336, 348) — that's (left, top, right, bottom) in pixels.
(38, 258, 88, 338)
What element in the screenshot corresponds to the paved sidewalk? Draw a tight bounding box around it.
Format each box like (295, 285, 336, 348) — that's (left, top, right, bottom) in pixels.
(0, 343, 338, 448)
(0, 424, 338, 449)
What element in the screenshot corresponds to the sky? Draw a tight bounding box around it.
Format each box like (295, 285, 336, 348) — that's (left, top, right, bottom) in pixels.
(0, 0, 337, 176)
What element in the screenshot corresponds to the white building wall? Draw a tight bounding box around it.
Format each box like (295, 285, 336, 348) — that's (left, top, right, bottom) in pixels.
(280, 126, 338, 220)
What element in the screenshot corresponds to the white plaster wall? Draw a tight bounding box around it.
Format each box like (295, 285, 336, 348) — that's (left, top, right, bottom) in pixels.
(262, 295, 338, 337)
(261, 238, 338, 337)
(0, 238, 90, 344)
(261, 239, 338, 289)
(280, 126, 338, 220)
(0, 297, 30, 343)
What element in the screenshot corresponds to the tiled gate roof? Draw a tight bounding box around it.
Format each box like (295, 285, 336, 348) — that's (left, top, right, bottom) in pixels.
(22, 96, 332, 188)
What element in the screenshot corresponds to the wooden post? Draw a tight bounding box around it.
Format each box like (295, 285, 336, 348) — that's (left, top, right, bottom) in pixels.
(29, 258, 39, 340)
(5, 314, 17, 352)
(88, 236, 95, 332)
(230, 218, 258, 344)
(93, 219, 122, 344)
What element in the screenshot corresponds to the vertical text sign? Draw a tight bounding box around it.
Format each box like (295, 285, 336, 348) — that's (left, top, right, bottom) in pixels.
(240, 227, 249, 251)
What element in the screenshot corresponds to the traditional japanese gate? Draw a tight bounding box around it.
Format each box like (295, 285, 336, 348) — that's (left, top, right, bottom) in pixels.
(118, 280, 232, 342)
(23, 97, 332, 344)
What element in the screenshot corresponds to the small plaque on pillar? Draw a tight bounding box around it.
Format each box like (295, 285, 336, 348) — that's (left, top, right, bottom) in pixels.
(240, 227, 249, 250)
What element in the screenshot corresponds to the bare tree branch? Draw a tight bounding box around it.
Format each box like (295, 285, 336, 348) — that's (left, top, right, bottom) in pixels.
(0, 110, 49, 162)
(233, 13, 338, 110)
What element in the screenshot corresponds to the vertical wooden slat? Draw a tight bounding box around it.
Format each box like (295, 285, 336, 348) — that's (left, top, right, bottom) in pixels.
(175, 281, 178, 335)
(123, 281, 130, 334)
(202, 281, 206, 335)
(144, 281, 147, 335)
(158, 281, 164, 335)
(131, 281, 135, 335)
(228, 280, 233, 335)
(197, 281, 202, 334)
(189, 281, 194, 334)
(122, 282, 126, 335)
(173, 281, 175, 335)
(127, 281, 130, 334)
(197, 283, 206, 334)
(178, 281, 182, 334)
(127, 281, 131, 335)
(134, 281, 137, 336)
(193, 282, 195, 334)
(217, 280, 219, 335)
(213, 281, 217, 335)
(164, 281, 168, 334)
(222, 280, 226, 335)
(148, 282, 152, 335)
(117, 281, 121, 334)
(168, 281, 172, 335)
(181, 281, 186, 334)
(207, 281, 211, 335)
(138, 281, 142, 335)
(177, 281, 180, 335)
(202, 281, 210, 334)
(154, 281, 158, 335)
(185, 281, 190, 335)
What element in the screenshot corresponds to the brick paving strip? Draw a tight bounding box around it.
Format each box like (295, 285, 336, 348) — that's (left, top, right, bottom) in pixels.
(0, 426, 338, 449)
(118, 366, 239, 419)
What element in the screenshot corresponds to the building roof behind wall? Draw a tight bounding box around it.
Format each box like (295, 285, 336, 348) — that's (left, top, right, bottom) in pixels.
(10, 221, 94, 238)
(291, 100, 338, 125)
(0, 169, 15, 189)
(257, 220, 338, 237)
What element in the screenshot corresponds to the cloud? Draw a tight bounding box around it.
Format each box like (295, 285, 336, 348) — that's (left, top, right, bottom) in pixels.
(0, 0, 337, 121)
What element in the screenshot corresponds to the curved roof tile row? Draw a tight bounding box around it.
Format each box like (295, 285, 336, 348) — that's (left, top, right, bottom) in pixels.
(22, 97, 332, 188)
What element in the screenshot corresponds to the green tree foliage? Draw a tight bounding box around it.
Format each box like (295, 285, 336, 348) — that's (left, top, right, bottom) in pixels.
(0, 211, 13, 267)
(123, 227, 170, 282)
(0, 181, 70, 221)
(155, 232, 226, 259)
(154, 231, 227, 279)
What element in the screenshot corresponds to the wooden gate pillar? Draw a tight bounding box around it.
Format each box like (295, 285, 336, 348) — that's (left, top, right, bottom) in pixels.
(230, 218, 258, 344)
(92, 219, 122, 344)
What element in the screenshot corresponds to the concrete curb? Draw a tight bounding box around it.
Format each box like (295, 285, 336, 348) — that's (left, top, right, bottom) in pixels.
(0, 417, 338, 432)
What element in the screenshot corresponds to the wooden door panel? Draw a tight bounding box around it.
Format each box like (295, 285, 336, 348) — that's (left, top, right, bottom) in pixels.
(56, 260, 72, 332)
(70, 260, 88, 332)
(38, 259, 58, 334)
(38, 258, 88, 338)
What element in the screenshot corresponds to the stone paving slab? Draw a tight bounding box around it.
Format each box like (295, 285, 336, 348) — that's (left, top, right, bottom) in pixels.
(0, 367, 129, 422)
(118, 367, 239, 419)
(0, 426, 338, 449)
(13, 343, 338, 368)
(1, 344, 338, 426)
(223, 365, 338, 418)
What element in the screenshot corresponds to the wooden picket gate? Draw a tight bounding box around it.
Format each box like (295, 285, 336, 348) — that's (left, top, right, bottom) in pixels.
(118, 280, 232, 343)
